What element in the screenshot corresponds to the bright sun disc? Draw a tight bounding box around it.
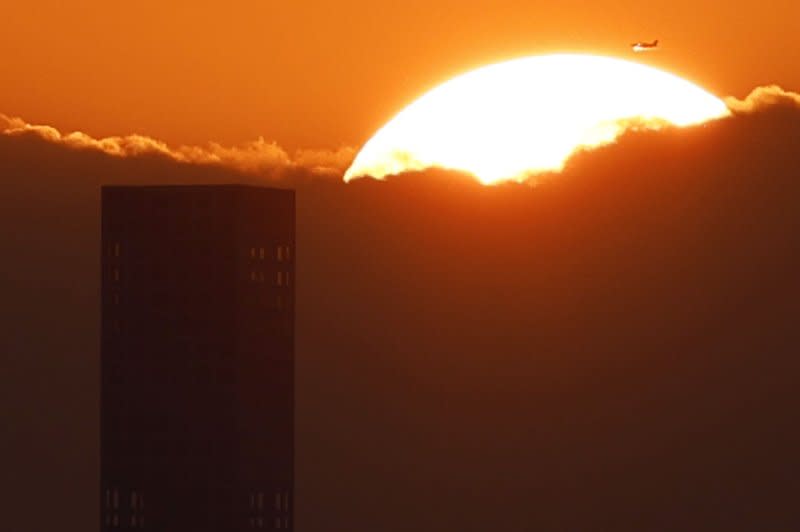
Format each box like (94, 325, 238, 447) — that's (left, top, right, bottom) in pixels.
(344, 54, 730, 185)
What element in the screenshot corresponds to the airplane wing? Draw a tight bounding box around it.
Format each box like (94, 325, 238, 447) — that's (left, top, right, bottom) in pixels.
(632, 40, 658, 52)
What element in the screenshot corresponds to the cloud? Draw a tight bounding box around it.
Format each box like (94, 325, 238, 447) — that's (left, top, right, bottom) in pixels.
(0, 114, 355, 178)
(3, 83, 798, 185)
(725, 85, 800, 114)
(4, 84, 800, 531)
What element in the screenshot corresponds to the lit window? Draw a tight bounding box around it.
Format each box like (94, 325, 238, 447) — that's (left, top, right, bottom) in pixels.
(277, 246, 283, 262)
(259, 247, 265, 259)
(276, 272, 283, 286)
(250, 247, 256, 258)
(113, 242, 120, 257)
(286, 246, 291, 261)
(285, 272, 291, 287)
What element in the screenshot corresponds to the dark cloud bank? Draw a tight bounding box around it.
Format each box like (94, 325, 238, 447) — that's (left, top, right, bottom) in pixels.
(2, 90, 800, 531)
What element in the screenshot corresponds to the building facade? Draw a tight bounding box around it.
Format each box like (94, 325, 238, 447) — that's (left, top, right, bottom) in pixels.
(101, 185, 294, 531)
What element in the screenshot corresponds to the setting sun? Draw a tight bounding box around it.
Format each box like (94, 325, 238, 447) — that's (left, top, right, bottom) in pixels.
(345, 54, 730, 184)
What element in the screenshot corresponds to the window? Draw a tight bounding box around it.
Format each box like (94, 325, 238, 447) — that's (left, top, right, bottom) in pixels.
(274, 517, 281, 529)
(274, 492, 281, 511)
(113, 268, 120, 282)
(251, 271, 257, 282)
(112, 293, 119, 305)
(257, 492, 264, 509)
(285, 272, 291, 287)
(250, 492, 255, 509)
(259, 247, 265, 259)
(113, 489, 119, 509)
(277, 246, 283, 262)
(131, 491, 137, 509)
(286, 246, 291, 261)
(276, 272, 283, 286)
(283, 492, 289, 512)
(250, 247, 256, 258)
(113, 242, 120, 257)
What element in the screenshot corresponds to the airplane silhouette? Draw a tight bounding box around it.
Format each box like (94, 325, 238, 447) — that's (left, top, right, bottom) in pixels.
(632, 39, 659, 52)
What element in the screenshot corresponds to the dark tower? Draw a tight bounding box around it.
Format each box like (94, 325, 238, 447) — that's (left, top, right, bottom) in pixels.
(101, 185, 295, 532)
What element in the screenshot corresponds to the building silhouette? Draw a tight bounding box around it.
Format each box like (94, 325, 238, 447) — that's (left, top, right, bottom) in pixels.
(101, 185, 295, 532)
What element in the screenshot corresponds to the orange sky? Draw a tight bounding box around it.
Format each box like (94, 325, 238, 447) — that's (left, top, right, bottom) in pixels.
(3, 0, 797, 151)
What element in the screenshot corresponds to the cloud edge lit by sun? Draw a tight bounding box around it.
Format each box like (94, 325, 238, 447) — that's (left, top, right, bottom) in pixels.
(344, 54, 731, 185)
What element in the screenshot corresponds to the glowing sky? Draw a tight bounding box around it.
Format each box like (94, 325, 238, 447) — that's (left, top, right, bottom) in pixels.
(345, 55, 729, 184)
(1, 1, 797, 151)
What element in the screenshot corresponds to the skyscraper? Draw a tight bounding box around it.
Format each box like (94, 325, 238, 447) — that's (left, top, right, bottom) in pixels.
(101, 185, 295, 532)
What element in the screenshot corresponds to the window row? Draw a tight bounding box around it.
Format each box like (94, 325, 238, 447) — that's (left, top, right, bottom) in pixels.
(104, 488, 144, 510)
(249, 245, 292, 262)
(108, 243, 291, 262)
(105, 513, 144, 528)
(104, 488, 144, 528)
(106, 242, 122, 258)
(249, 491, 290, 512)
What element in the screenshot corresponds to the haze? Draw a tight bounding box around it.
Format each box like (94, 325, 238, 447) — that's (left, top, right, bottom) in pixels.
(3, 1, 800, 531)
(3, 93, 800, 530)
(2, 0, 798, 150)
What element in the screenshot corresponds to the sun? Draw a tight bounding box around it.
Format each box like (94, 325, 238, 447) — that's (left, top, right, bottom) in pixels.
(344, 54, 730, 185)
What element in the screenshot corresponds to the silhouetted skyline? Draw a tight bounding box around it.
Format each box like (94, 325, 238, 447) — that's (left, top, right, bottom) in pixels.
(2, 96, 800, 531)
(101, 185, 294, 532)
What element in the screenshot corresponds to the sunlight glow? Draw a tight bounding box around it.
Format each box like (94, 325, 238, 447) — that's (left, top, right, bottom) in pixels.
(344, 54, 730, 184)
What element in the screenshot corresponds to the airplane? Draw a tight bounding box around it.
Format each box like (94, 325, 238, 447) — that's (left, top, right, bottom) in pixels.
(631, 39, 658, 52)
